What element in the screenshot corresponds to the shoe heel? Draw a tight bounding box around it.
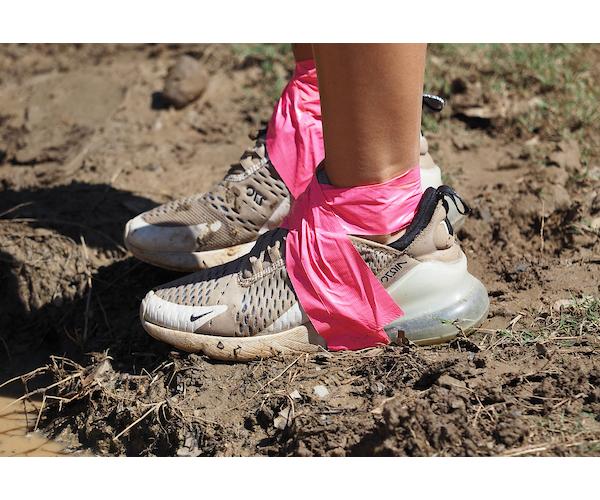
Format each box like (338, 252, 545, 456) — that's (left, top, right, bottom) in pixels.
(384, 253, 489, 345)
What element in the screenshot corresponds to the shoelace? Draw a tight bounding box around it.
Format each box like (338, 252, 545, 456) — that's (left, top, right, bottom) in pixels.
(438, 185, 470, 214)
(240, 228, 286, 279)
(222, 129, 268, 180)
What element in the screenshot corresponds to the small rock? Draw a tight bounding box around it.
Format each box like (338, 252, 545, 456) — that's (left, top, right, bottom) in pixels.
(479, 207, 493, 223)
(314, 353, 331, 364)
(535, 342, 549, 357)
(437, 374, 467, 390)
(289, 389, 302, 400)
(313, 385, 329, 399)
(590, 217, 600, 230)
(273, 406, 293, 430)
(176, 434, 201, 457)
(296, 441, 312, 457)
(524, 136, 540, 147)
(514, 262, 529, 273)
(162, 55, 209, 109)
(552, 298, 573, 313)
(142, 163, 161, 172)
(450, 398, 466, 410)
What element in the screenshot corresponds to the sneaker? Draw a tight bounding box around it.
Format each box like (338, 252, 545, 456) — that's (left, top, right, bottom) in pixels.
(124, 130, 458, 272)
(139, 186, 489, 361)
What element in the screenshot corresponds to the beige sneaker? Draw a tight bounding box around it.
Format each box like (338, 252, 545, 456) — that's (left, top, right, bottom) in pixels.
(124, 129, 453, 272)
(139, 186, 488, 361)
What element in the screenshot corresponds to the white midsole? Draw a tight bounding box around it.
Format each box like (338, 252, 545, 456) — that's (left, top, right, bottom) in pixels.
(387, 252, 470, 320)
(126, 239, 256, 272)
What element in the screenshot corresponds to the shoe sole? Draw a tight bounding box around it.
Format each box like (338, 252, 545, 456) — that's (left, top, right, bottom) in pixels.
(125, 236, 256, 272)
(140, 254, 489, 362)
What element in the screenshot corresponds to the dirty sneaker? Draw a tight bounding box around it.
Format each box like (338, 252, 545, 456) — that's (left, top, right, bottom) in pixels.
(139, 186, 489, 361)
(124, 129, 454, 272)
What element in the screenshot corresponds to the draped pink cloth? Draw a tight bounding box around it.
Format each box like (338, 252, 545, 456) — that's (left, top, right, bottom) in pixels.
(268, 59, 423, 350)
(266, 60, 324, 199)
(282, 168, 422, 351)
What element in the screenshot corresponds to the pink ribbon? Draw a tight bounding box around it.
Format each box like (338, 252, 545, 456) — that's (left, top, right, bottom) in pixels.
(268, 59, 423, 350)
(266, 60, 324, 199)
(282, 167, 422, 351)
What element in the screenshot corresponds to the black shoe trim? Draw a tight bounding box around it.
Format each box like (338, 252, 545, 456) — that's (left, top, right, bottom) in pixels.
(389, 186, 470, 252)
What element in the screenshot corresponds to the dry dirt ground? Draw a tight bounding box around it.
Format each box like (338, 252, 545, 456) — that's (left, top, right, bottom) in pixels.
(0, 44, 599, 456)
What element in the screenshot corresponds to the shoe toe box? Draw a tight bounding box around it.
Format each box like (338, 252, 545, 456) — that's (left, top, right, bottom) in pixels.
(124, 213, 203, 253)
(141, 289, 229, 334)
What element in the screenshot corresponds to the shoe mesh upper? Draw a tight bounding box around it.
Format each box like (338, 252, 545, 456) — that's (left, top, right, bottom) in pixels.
(140, 162, 289, 251)
(152, 233, 406, 336)
(138, 130, 290, 251)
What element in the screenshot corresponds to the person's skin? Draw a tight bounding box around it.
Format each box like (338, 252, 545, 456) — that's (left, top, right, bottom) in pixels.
(292, 43, 314, 62)
(312, 43, 426, 187)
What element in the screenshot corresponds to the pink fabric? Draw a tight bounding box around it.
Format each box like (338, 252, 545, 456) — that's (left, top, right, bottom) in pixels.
(266, 60, 324, 199)
(282, 167, 422, 351)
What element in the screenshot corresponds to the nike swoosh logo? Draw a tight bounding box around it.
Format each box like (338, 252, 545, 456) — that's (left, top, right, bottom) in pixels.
(190, 312, 211, 322)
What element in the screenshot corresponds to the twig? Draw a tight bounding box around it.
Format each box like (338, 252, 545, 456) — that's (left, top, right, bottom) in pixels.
(502, 438, 600, 457)
(80, 236, 93, 345)
(113, 402, 164, 440)
(253, 355, 302, 397)
(540, 199, 545, 255)
(1, 374, 80, 411)
(0, 366, 48, 390)
(22, 398, 30, 431)
(34, 395, 47, 432)
(0, 202, 35, 218)
(226, 355, 303, 412)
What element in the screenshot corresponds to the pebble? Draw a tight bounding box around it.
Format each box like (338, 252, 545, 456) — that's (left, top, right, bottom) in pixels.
(552, 298, 573, 313)
(313, 385, 329, 399)
(273, 406, 293, 430)
(162, 55, 209, 109)
(437, 374, 467, 390)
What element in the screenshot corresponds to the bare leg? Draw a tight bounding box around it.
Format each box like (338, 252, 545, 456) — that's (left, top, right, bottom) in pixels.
(312, 44, 426, 187)
(292, 43, 314, 62)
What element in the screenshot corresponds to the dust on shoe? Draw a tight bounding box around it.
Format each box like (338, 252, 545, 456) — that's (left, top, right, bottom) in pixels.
(124, 129, 458, 273)
(139, 186, 489, 361)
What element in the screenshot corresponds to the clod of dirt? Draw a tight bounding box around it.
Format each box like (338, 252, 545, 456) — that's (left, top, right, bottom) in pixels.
(541, 166, 569, 186)
(541, 184, 572, 215)
(162, 55, 209, 109)
(547, 140, 581, 172)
